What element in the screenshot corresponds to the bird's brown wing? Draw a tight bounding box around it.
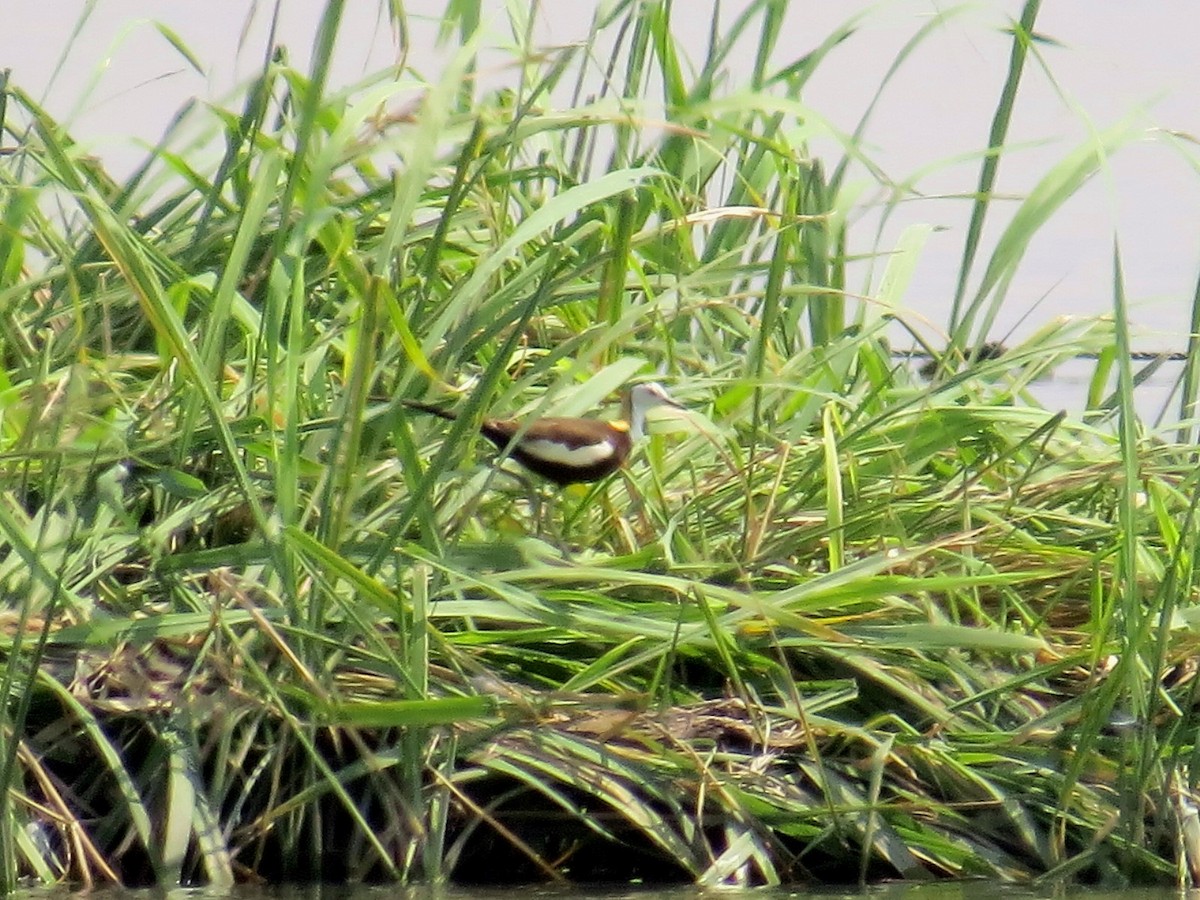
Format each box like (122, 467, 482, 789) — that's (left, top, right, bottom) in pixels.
(482, 417, 633, 485)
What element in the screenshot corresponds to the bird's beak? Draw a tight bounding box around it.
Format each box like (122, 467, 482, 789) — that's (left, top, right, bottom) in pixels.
(645, 392, 689, 435)
(651, 387, 684, 410)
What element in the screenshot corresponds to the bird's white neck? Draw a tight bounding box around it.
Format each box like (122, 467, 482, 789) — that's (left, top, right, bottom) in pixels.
(620, 391, 645, 440)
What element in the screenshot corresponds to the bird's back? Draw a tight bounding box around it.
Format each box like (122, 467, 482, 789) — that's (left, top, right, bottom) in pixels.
(481, 417, 632, 485)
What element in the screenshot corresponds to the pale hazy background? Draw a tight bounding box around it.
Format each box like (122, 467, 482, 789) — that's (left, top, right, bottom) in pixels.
(4, 1, 1200, 357)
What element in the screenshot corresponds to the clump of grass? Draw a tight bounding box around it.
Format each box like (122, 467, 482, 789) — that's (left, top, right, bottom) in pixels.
(0, 0, 1198, 890)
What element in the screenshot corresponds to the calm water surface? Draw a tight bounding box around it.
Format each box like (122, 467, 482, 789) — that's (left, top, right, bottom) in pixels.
(16, 884, 1200, 900)
(913, 355, 1187, 426)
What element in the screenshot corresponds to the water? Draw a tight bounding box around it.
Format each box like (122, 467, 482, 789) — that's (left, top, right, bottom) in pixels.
(902, 353, 1188, 429)
(14, 882, 1200, 900)
(1034, 357, 1184, 425)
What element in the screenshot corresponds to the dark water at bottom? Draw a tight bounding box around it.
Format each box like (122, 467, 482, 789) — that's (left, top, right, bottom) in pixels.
(18, 883, 1199, 900)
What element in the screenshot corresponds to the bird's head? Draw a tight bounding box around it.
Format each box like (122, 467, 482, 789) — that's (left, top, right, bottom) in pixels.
(624, 382, 684, 439)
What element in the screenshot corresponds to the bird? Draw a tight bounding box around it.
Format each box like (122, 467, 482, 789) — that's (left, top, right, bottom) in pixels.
(403, 382, 683, 485)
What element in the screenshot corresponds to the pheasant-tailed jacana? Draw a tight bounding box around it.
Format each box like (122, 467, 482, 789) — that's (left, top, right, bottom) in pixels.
(403, 382, 683, 485)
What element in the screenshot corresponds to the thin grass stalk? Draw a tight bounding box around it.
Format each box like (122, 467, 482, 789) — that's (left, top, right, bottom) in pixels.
(416, 117, 486, 288)
(368, 38, 486, 291)
(1111, 242, 1149, 717)
(22, 93, 280, 563)
(1047, 244, 1142, 866)
(213, 613, 403, 879)
(822, 402, 845, 571)
(743, 175, 795, 555)
(159, 719, 196, 884)
(439, 0, 482, 66)
(1177, 265, 1200, 444)
(946, 0, 1041, 342)
(797, 162, 837, 345)
(828, 7, 966, 200)
(0, 68, 9, 150)
(1139, 480, 1200, 867)
(192, 40, 278, 255)
(1110, 243, 1156, 857)
(424, 732, 455, 880)
(507, 0, 540, 110)
(274, 0, 345, 257)
(373, 248, 566, 574)
(0, 598, 60, 888)
(611, 1, 652, 168)
(598, 193, 638, 339)
(189, 146, 284, 439)
(39, 677, 165, 883)
(321, 274, 382, 550)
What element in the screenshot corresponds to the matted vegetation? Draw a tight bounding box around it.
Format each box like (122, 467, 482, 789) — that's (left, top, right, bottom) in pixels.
(1, 0, 1200, 889)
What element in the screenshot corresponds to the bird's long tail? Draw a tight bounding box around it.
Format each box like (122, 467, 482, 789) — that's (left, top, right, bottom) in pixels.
(401, 399, 460, 422)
